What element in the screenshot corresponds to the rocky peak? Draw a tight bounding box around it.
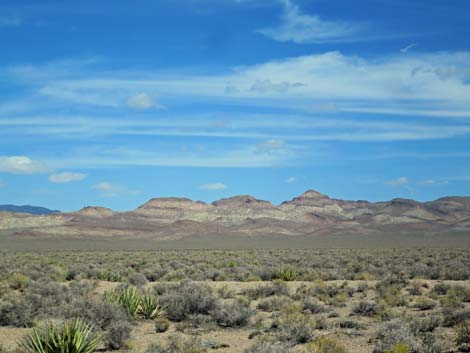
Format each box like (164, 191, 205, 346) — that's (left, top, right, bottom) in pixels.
(136, 197, 210, 213)
(75, 206, 113, 218)
(212, 195, 274, 208)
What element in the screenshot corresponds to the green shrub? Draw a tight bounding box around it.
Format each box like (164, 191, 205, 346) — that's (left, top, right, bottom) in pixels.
(352, 301, 377, 317)
(277, 266, 298, 281)
(456, 320, 470, 346)
(20, 319, 102, 353)
(305, 338, 346, 353)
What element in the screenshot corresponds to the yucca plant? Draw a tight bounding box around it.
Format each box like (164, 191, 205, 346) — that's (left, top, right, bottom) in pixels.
(104, 286, 141, 318)
(278, 265, 298, 281)
(141, 291, 165, 320)
(20, 319, 102, 353)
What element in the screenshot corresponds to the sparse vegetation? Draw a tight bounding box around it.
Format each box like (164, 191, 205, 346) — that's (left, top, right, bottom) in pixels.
(0, 248, 469, 353)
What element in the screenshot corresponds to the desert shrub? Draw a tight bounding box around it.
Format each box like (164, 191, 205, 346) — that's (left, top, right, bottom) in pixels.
(210, 300, 253, 327)
(244, 340, 292, 353)
(62, 298, 128, 330)
(303, 297, 327, 314)
(442, 308, 470, 327)
(413, 298, 436, 311)
(431, 283, 450, 296)
(274, 306, 315, 344)
(242, 281, 289, 300)
(420, 333, 450, 353)
(105, 320, 132, 350)
(408, 314, 440, 334)
(7, 273, 29, 291)
(305, 338, 346, 353)
(159, 281, 217, 322)
(127, 273, 148, 287)
(406, 282, 422, 296)
(314, 315, 328, 330)
(155, 317, 171, 333)
(456, 320, 470, 346)
(352, 301, 377, 317)
(69, 280, 95, 297)
(145, 334, 206, 353)
(20, 319, 102, 353)
(373, 320, 420, 353)
(217, 286, 235, 299)
(338, 319, 365, 330)
(257, 296, 293, 312)
(0, 297, 34, 327)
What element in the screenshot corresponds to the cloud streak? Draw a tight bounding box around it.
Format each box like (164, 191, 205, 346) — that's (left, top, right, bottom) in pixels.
(257, 0, 363, 43)
(49, 172, 87, 183)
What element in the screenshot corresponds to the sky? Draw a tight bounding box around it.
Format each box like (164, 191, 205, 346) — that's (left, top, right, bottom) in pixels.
(1, 0, 470, 211)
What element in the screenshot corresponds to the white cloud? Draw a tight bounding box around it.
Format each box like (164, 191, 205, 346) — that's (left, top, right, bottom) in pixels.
(92, 182, 139, 197)
(421, 179, 449, 186)
(0, 156, 48, 174)
(32, 51, 470, 106)
(400, 43, 417, 53)
(0, 16, 22, 27)
(257, 0, 363, 43)
(285, 176, 297, 183)
(199, 182, 227, 190)
(49, 172, 87, 183)
(126, 93, 163, 110)
(385, 177, 409, 186)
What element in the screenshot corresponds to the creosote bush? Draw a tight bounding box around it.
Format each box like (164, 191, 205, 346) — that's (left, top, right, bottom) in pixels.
(145, 334, 207, 353)
(305, 338, 347, 353)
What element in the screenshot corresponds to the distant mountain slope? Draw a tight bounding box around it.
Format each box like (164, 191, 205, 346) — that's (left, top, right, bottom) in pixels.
(0, 190, 469, 239)
(0, 205, 60, 215)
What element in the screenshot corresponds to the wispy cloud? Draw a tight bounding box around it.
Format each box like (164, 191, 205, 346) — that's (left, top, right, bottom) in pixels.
(385, 176, 409, 186)
(17, 51, 470, 109)
(400, 43, 417, 53)
(49, 172, 87, 183)
(0, 156, 48, 174)
(420, 179, 449, 186)
(285, 176, 296, 183)
(126, 93, 165, 110)
(199, 182, 227, 190)
(92, 182, 139, 197)
(257, 0, 363, 44)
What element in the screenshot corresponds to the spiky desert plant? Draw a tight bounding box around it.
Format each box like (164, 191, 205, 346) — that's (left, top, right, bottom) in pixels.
(141, 291, 165, 320)
(20, 319, 102, 353)
(105, 286, 141, 318)
(278, 266, 298, 281)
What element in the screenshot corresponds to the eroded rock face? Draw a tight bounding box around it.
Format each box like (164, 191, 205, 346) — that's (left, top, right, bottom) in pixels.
(1, 190, 469, 239)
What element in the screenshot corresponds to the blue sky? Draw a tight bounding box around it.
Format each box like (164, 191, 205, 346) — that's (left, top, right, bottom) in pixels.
(1, 0, 470, 211)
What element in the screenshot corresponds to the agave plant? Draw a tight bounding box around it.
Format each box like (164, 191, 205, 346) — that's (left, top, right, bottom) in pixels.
(105, 286, 142, 318)
(141, 291, 165, 320)
(20, 319, 102, 353)
(278, 265, 298, 281)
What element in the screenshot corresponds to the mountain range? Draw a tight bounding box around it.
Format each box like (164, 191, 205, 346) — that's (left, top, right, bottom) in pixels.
(0, 205, 59, 215)
(1, 190, 469, 240)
